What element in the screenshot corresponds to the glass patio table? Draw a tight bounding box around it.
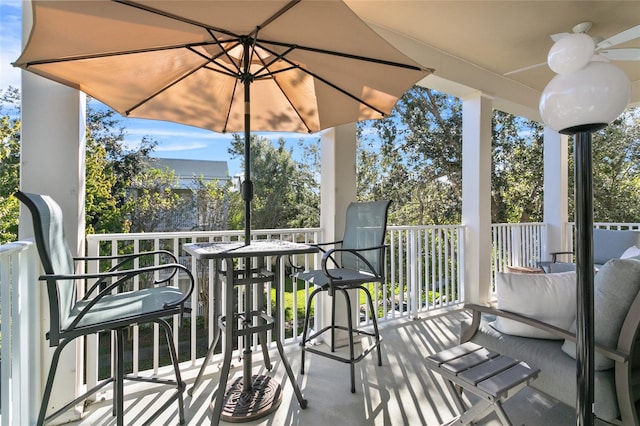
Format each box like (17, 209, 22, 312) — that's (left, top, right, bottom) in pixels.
(183, 239, 318, 423)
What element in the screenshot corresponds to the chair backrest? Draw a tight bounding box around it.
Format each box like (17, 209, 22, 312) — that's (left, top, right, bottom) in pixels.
(15, 191, 76, 332)
(593, 228, 640, 265)
(341, 200, 391, 275)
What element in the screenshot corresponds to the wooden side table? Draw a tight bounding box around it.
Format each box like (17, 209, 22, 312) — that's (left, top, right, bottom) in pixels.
(426, 342, 539, 426)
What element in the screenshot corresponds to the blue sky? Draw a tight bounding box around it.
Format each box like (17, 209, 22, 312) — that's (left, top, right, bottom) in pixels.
(0, 0, 321, 177)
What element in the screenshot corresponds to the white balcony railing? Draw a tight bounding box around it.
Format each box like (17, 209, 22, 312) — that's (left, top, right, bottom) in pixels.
(491, 222, 547, 286)
(0, 240, 39, 426)
(2, 222, 554, 423)
(82, 226, 469, 391)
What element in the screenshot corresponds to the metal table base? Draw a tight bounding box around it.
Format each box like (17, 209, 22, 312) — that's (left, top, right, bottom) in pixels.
(184, 240, 316, 424)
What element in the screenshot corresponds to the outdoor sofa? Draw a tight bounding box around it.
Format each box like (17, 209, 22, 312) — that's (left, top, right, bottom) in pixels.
(546, 228, 640, 272)
(460, 258, 640, 425)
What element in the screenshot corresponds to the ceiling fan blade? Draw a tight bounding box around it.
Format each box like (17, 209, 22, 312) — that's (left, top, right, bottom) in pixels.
(599, 48, 640, 61)
(550, 32, 570, 42)
(504, 61, 547, 76)
(597, 25, 640, 49)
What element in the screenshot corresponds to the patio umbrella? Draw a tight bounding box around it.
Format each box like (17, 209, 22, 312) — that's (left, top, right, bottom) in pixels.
(14, 0, 432, 243)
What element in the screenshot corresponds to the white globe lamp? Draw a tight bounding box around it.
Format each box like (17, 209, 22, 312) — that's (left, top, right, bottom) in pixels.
(547, 33, 595, 75)
(539, 58, 631, 134)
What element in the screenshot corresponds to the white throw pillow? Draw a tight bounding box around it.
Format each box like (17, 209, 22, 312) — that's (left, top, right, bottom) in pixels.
(492, 271, 576, 339)
(620, 245, 640, 259)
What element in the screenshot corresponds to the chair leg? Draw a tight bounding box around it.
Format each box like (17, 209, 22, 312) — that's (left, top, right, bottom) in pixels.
(258, 290, 272, 371)
(363, 286, 383, 366)
(275, 336, 308, 408)
(37, 339, 72, 426)
(258, 332, 272, 370)
(339, 288, 357, 393)
(300, 286, 323, 375)
(115, 329, 124, 426)
(211, 316, 235, 425)
(154, 319, 186, 425)
(331, 287, 337, 352)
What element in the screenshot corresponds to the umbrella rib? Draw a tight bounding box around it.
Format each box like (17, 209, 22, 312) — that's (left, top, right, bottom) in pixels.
(258, 39, 426, 72)
(257, 44, 389, 118)
(205, 29, 243, 76)
(112, 0, 241, 39)
(252, 46, 297, 79)
(124, 63, 208, 115)
(253, 66, 298, 79)
(248, 0, 302, 38)
(18, 41, 217, 67)
(303, 67, 388, 118)
(222, 79, 241, 133)
(254, 48, 314, 133)
(187, 45, 241, 79)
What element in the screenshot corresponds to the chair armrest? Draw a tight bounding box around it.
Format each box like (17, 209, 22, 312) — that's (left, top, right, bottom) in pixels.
(550, 251, 574, 263)
(43, 262, 195, 331)
(77, 250, 182, 295)
(287, 241, 343, 271)
(321, 245, 387, 280)
(43, 263, 194, 304)
(462, 303, 629, 364)
(311, 240, 343, 254)
(75, 250, 178, 271)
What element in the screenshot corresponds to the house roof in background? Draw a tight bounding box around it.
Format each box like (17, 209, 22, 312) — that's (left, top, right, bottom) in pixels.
(151, 158, 230, 188)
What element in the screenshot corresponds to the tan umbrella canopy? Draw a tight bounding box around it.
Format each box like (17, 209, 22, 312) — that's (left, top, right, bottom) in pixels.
(15, 0, 432, 242)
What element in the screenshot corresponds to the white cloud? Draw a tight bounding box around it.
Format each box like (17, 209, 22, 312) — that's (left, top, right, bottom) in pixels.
(155, 141, 209, 152)
(124, 126, 234, 141)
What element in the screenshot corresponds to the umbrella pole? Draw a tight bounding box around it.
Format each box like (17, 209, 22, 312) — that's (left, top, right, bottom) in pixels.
(242, 38, 254, 394)
(243, 81, 253, 245)
(574, 130, 595, 426)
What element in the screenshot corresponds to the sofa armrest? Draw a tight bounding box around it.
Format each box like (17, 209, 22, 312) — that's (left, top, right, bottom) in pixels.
(462, 303, 629, 364)
(550, 251, 574, 263)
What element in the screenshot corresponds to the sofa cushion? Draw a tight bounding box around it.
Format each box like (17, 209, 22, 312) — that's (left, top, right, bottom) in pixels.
(493, 271, 576, 339)
(562, 258, 640, 370)
(621, 245, 640, 259)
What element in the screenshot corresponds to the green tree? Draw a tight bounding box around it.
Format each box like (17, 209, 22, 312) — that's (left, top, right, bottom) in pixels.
(86, 100, 158, 227)
(361, 87, 550, 226)
(360, 87, 463, 225)
(491, 111, 544, 223)
(85, 132, 121, 234)
(0, 88, 21, 243)
(292, 138, 321, 228)
(125, 165, 183, 233)
(189, 176, 231, 231)
(228, 134, 319, 230)
(568, 109, 640, 223)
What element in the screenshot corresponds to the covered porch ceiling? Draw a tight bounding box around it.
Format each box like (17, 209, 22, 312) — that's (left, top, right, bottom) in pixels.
(346, 1, 640, 121)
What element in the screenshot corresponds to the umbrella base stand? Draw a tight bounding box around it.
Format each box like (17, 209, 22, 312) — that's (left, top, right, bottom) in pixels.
(213, 374, 283, 423)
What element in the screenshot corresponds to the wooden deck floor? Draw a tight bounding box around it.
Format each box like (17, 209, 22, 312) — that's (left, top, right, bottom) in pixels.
(65, 307, 578, 425)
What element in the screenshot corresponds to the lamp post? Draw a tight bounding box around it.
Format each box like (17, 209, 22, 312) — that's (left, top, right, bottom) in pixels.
(539, 33, 630, 426)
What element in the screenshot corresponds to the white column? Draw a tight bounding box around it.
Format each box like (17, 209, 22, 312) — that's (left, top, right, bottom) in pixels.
(19, 2, 86, 422)
(543, 127, 570, 260)
(461, 92, 493, 304)
(319, 123, 357, 345)
(320, 124, 357, 239)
